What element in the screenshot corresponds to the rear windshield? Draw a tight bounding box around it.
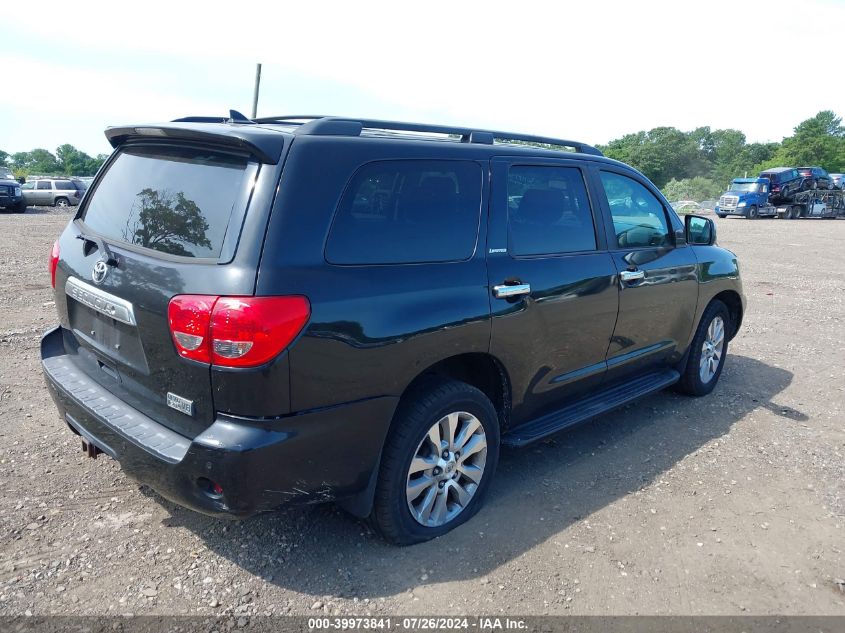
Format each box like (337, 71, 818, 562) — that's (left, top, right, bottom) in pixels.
(81, 146, 249, 258)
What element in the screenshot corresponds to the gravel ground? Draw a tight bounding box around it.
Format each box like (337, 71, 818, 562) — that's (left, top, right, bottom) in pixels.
(0, 209, 843, 617)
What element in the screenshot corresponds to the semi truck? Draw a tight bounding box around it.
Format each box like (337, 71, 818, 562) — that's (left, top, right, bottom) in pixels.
(715, 177, 845, 219)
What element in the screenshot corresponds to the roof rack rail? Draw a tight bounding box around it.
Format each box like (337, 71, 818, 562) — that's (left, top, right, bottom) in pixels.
(254, 115, 603, 156)
(252, 115, 331, 125)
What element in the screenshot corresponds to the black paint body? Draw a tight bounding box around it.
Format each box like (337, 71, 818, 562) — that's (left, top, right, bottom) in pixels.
(41, 121, 745, 518)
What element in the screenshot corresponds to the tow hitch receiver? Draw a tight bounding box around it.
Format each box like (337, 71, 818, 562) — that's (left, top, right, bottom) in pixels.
(81, 439, 102, 459)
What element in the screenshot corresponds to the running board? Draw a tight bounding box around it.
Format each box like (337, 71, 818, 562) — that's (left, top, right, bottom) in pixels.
(502, 369, 680, 447)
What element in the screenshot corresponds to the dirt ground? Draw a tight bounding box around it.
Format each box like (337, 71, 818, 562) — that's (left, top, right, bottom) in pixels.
(0, 208, 843, 617)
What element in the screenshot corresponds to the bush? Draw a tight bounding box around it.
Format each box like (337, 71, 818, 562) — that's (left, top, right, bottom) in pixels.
(662, 177, 724, 203)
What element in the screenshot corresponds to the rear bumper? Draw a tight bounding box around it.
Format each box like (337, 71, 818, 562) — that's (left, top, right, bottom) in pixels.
(41, 326, 397, 518)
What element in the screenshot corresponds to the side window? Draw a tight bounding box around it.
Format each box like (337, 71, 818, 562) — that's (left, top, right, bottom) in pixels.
(599, 171, 671, 249)
(21, 182, 34, 190)
(36, 181, 52, 190)
(326, 160, 482, 265)
(507, 165, 596, 256)
(54, 180, 74, 190)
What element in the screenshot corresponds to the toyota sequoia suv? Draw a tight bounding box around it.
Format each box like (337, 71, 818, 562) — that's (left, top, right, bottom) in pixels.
(42, 113, 745, 544)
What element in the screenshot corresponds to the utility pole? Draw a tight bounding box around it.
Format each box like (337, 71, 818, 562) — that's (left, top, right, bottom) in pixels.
(251, 63, 262, 119)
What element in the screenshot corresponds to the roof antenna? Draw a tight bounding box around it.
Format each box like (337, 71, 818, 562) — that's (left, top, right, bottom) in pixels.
(228, 109, 254, 124)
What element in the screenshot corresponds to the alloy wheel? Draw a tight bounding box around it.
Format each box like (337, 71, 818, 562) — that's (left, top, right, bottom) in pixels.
(699, 315, 725, 384)
(405, 411, 487, 528)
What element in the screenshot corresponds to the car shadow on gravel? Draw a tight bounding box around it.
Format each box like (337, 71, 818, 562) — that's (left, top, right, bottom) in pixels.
(156, 354, 801, 598)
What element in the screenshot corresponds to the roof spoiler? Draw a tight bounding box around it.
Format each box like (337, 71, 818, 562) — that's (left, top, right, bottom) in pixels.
(104, 122, 282, 164)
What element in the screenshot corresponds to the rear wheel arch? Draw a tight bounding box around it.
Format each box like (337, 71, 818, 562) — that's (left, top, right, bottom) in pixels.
(399, 353, 512, 434)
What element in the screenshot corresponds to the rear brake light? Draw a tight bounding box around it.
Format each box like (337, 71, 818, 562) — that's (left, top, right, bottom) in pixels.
(49, 240, 60, 288)
(168, 295, 310, 368)
(168, 295, 217, 363)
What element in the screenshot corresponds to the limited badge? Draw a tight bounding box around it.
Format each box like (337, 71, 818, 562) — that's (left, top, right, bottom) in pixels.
(166, 392, 194, 416)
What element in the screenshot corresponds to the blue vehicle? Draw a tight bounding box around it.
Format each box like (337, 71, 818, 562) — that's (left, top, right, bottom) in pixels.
(715, 178, 775, 219)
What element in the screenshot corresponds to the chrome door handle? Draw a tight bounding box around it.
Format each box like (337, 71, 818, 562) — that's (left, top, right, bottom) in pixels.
(620, 270, 645, 283)
(493, 283, 531, 299)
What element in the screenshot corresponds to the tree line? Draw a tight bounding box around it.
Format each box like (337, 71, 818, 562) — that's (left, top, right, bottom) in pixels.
(599, 110, 845, 201)
(0, 145, 108, 178)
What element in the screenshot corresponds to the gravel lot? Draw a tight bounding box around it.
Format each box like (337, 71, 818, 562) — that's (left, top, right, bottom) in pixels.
(0, 209, 843, 617)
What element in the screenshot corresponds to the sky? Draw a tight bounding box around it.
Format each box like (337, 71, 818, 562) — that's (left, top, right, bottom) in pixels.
(3, 0, 845, 157)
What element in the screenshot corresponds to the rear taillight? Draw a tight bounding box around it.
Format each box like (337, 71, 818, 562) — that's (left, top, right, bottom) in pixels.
(168, 295, 310, 368)
(49, 240, 60, 288)
(168, 295, 217, 363)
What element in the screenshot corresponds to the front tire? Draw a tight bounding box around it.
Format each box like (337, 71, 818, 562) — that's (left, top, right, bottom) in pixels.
(747, 205, 758, 219)
(676, 300, 730, 397)
(370, 379, 500, 545)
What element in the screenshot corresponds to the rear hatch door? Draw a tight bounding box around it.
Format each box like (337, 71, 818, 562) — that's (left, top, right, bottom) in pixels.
(55, 137, 280, 438)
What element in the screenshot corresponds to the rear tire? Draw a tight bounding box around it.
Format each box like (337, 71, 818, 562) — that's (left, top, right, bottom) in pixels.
(55, 197, 69, 208)
(370, 379, 500, 545)
(676, 300, 730, 397)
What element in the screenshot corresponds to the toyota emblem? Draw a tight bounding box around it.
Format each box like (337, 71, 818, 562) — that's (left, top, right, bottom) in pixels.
(92, 259, 109, 284)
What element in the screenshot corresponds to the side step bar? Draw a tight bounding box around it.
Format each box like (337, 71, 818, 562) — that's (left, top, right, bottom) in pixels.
(502, 369, 680, 447)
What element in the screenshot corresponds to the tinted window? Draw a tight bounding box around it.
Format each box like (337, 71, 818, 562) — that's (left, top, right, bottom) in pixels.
(600, 171, 671, 249)
(36, 181, 52, 190)
(82, 146, 250, 258)
(507, 166, 596, 255)
(54, 180, 75, 190)
(326, 160, 482, 265)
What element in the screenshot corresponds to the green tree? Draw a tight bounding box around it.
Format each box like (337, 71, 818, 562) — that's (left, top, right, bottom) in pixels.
(9, 148, 62, 174)
(777, 111, 845, 171)
(601, 127, 704, 188)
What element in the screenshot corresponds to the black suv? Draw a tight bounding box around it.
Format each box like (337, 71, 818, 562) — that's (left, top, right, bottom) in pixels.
(759, 167, 802, 202)
(42, 114, 745, 544)
(0, 178, 26, 212)
(797, 166, 832, 190)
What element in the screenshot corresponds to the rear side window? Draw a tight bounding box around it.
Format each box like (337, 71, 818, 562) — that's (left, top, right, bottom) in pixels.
(36, 181, 52, 190)
(81, 146, 250, 258)
(326, 160, 482, 265)
(54, 180, 75, 190)
(507, 165, 596, 256)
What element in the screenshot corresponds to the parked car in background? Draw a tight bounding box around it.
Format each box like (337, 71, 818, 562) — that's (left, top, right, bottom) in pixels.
(670, 200, 704, 215)
(759, 167, 802, 202)
(20, 178, 84, 208)
(0, 178, 26, 212)
(830, 173, 844, 190)
(797, 167, 831, 190)
(1, 170, 15, 181)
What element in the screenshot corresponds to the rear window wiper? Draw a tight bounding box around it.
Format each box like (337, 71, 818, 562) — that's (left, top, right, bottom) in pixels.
(76, 231, 119, 266)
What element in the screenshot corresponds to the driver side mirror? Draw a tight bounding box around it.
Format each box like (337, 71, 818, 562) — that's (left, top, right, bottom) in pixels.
(685, 214, 717, 245)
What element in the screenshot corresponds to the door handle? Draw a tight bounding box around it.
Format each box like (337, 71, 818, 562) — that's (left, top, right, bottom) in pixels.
(492, 283, 531, 299)
(620, 270, 645, 283)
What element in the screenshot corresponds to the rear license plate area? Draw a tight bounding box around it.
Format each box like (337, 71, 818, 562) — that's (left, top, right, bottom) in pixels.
(67, 301, 149, 373)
